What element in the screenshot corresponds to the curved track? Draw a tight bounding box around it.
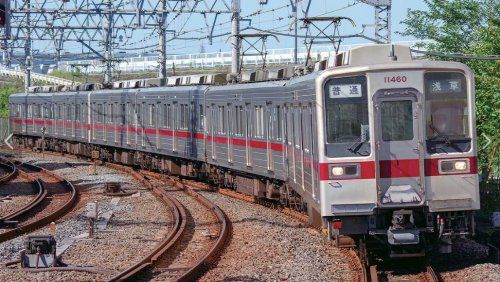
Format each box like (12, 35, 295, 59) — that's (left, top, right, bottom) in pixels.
(105, 164, 230, 282)
(0, 160, 78, 243)
(0, 158, 18, 184)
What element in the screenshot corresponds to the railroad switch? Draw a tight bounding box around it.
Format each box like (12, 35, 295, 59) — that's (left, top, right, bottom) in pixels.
(20, 235, 57, 268)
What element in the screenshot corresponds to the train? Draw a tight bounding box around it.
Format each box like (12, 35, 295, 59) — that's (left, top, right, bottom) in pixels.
(8, 44, 480, 257)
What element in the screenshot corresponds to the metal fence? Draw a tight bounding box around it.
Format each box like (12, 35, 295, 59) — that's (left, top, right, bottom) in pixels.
(0, 117, 10, 142)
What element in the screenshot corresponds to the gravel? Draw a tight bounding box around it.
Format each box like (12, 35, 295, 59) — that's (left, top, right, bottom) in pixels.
(433, 238, 500, 282)
(0, 150, 173, 281)
(0, 173, 36, 218)
(198, 190, 356, 281)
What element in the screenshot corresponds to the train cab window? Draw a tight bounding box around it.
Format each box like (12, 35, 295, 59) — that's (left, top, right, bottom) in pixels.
(324, 75, 370, 157)
(254, 105, 265, 139)
(424, 72, 470, 153)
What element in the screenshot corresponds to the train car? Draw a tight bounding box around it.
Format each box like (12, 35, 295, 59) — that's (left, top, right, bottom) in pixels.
(9, 44, 480, 257)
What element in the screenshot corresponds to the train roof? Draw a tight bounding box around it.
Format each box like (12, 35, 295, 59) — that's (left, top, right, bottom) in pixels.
(9, 44, 471, 100)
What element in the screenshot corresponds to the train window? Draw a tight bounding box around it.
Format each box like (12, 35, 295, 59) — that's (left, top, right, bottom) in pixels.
(66, 104, 72, 121)
(424, 72, 469, 140)
(97, 104, 104, 123)
(180, 104, 189, 130)
(217, 105, 226, 134)
(149, 104, 156, 127)
(271, 106, 282, 141)
(163, 104, 172, 128)
(323, 75, 370, 157)
(254, 105, 265, 139)
(234, 106, 244, 137)
(75, 104, 81, 122)
(199, 105, 204, 131)
(119, 104, 125, 125)
(293, 107, 301, 148)
(106, 104, 113, 123)
(57, 104, 62, 120)
(302, 106, 311, 151)
(381, 101, 414, 141)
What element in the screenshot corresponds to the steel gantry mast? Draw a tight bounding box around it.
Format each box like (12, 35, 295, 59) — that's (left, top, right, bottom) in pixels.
(1, 0, 233, 86)
(358, 0, 392, 43)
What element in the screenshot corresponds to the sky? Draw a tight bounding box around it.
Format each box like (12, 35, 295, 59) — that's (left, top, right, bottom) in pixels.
(35, 0, 429, 57)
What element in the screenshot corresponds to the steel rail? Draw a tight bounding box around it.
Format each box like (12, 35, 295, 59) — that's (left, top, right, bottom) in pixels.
(0, 161, 78, 244)
(105, 163, 230, 282)
(105, 163, 187, 282)
(425, 265, 442, 282)
(0, 158, 18, 184)
(0, 170, 47, 224)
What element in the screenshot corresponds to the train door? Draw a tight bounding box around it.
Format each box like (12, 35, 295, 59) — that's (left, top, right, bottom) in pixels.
(227, 104, 233, 163)
(310, 105, 319, 201)
(373, 90, 424, 208)
(156, 102, 161, 150)
(245, 103, 252, 166)
(284, 104, 294, 181)
(172, 102, 177, 152)
(266, 103, 273, 171)
(302, 105, 313, 194)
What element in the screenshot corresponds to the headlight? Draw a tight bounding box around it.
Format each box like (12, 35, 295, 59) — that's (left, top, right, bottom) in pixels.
(440, 159, 469, 173)
(329, 164, 359, 178)
(331, 167, 344, 176)
(454, 161, 467, 171)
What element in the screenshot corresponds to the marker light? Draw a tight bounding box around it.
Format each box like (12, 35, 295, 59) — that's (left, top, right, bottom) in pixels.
(454, 161, 467, 171)
(331, 167, 345, 176)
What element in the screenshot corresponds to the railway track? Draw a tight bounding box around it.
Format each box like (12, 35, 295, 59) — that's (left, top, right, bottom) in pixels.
(104, 163, 230, 282)
(365, 261, 442, 282)
(0, 158, 18, 184)
(0, 159, 77, 244)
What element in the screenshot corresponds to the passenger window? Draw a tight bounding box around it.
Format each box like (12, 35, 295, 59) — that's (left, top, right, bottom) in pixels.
(234, 106, 244, 137)
(180, 104, 189, 130)
(199, 104, 204, 131)
(149, 104, 156, 127)
(254, 105, 264, 139)
(97, 104, 104, 123)
(217, 105, 226, 134)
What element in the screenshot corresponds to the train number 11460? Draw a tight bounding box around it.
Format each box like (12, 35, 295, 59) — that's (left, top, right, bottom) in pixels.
(384, 76, 407, 83)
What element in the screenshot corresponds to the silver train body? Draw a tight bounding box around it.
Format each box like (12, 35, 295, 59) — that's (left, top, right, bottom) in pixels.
(9, 45, 480, 256)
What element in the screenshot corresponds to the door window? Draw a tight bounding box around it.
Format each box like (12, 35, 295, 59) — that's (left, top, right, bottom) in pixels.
(381, 100, 414, 141)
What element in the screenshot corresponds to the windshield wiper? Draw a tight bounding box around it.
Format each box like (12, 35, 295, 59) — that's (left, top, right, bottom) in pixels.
(429, 115, 452, 145)
(348, 138, 366, 154)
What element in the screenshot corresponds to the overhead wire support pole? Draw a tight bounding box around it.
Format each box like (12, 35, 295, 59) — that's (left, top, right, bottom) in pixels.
(104, 0, 113, 86)
(159, 0, 168, 86)
(231, 0, 241, 81)
(24, 0, 32, 93)
(357, 0, 392, 43)
(290, 0, 298, 64)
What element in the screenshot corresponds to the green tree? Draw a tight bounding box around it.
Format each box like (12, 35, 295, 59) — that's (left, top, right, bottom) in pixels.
(401, 0, 500, 179)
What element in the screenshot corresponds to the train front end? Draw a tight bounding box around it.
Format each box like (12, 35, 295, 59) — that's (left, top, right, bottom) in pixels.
(317, 45, 480, 256)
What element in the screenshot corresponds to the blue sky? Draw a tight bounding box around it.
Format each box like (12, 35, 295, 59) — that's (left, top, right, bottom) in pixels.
(161, 0, 429, 54)
(55, 1, 428, 56)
